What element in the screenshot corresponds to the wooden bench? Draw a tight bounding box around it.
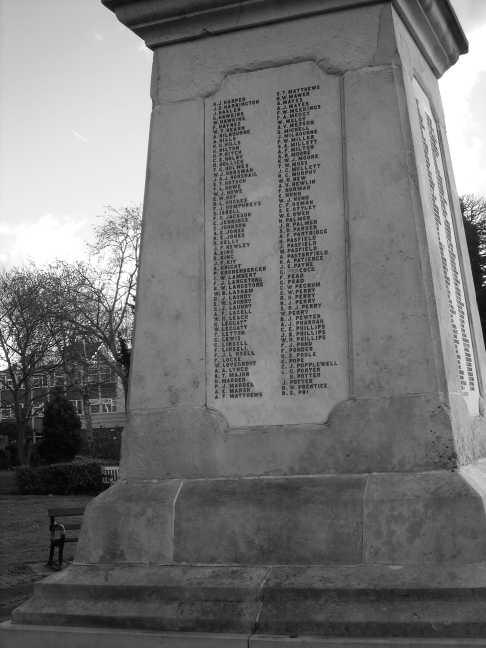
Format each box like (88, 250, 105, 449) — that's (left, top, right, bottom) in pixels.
(47, 507, 85, 568)
(101, 465, 120, 486)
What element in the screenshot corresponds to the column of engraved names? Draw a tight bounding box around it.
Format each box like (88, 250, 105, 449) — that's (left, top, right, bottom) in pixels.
(416, 100, 475, 391)
(211, 97, 264, 400)
(427, 115, 475, 391)
(277, 86, 329, 396)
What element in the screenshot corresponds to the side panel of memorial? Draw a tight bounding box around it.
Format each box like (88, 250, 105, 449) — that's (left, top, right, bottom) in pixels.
(205, 63, 348, 427)
(414, 79, 478, 411)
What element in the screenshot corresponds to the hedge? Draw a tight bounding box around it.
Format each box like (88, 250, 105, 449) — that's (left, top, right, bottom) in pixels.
(16, 461, 104, 495)
(92, 427, 122, 461)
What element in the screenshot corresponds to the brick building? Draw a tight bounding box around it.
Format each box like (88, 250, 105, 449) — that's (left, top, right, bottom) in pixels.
(0, 349, 127, 444)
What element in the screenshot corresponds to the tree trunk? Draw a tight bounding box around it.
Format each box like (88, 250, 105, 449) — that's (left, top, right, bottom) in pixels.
(72, 384, 89, 453)
(122, 374, 129, 413)
(16, 422, 26, 465)
(82, 387, 94, 455)
(15, 404, 29, 466)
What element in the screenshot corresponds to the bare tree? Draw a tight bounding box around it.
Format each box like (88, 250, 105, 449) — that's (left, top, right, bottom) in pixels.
(460, 194, 486, 342)
(53, 329, 98, 454)
(0, 267, 60, 464)
(51, 205, 142, 410)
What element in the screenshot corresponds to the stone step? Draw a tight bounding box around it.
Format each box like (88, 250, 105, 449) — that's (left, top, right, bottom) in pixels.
(5, 623, 486, 648)
(10, 563, 486, 638)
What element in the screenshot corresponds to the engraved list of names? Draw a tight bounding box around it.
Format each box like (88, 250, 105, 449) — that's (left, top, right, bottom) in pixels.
(414, 79, 478, 411)
(205, 63, 347, 427)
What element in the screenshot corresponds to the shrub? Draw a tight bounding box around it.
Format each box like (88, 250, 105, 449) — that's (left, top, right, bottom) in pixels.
(0, 449, 9, 470)
(0, 422, 35, 467)
(92, 427, 122, 461)
(0, 421, 18, 442)
(4, 442, 19, 468)
(28, 443, 43, 468)
(38, 391, 81, 464)
(16, 461, 103, 495)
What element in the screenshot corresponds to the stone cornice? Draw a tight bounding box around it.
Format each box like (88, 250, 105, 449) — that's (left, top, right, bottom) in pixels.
(102, 0, 467, 75)
(393, 0, 468, 76)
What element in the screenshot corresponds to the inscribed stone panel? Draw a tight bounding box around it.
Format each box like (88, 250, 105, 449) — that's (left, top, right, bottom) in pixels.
(205, 63, 347, 426)
(414, 78, 478, 411)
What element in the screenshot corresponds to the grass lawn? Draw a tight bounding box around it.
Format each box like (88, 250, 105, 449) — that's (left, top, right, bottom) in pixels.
(0, 493, 93, 621)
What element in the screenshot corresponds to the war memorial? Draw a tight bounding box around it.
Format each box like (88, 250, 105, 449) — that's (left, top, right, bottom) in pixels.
(3, 0, 486, 646)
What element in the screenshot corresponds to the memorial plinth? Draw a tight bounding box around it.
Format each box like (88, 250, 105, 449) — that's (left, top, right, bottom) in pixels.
(5, 0, 486, 646)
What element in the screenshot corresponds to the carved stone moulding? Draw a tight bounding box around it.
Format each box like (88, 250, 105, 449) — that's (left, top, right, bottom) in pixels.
(101, 0, 467, 76)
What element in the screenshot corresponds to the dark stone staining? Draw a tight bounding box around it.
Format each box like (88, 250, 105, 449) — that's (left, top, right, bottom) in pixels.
(211, 97, 264, 400)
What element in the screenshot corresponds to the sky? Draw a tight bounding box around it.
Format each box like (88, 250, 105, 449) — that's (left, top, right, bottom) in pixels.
(0, 0, 485, 269)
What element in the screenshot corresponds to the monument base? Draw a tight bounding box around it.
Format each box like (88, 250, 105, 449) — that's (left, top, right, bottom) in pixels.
(3, 624, 486, 648)
(56, 463, 486, 567)
(9, 561, 486, 638)
(6, 463, 486, 641)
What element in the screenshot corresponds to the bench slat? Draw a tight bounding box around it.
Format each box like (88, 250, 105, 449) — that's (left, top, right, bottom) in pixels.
(61, 523, 82, 531)
(48, 507, 85, 517)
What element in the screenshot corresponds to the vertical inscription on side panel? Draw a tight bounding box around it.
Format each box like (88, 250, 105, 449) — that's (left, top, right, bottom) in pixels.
(212, 97, 264, 400)
(277, 88, 328, 397)
(414, 80, 478, 402)
(206, 64, 347, 427)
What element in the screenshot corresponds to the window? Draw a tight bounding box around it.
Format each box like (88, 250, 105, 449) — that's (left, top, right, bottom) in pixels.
(32, 374, 48, 388)
(33, 402, 45, 416)
(69, 400, 83, 415)
(99, 369, 113, 383)
(90, 402, 100, 413)
(0, 406, 13, 418)
(0, 376, 13, 390)
(101, 399, 116, 413)
(100, 383, 116, 398)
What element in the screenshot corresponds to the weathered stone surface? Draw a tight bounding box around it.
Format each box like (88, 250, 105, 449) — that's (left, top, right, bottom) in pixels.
(12, 563, 486, 638)
(62, 464, 486, 572)
(0, 623, 250, 648)
(120, 407, 228, 480)
(205, 62, 347, 427)
(363, 468, 486, 565)
(251, 635, 486, 647)
(122, 395, 458, 481)
(75, 480, 182, 563)
(4, 624, 486, 648)
(102, 0, 467, 77)
(128, 99, 206, 413)
(174, 476, 365, 564)
(12, 565, 268, 634)
(73, 467, 486, 571)
(150, 4, 393, 105)
(345, 63, 437, 399)
(257, 563, 486, 638)
(413, 79, 478, 413)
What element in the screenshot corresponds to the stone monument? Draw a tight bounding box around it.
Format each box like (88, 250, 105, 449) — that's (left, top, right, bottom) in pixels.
(4, 0, 486, 646)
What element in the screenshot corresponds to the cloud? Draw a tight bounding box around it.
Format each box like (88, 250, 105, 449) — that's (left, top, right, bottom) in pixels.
(93, 31, 104, 41)
(451, 0, 486, 32)
(440, 21, 486, 197)
(0, 213, 90, 269)
(72, 129, 88, 143)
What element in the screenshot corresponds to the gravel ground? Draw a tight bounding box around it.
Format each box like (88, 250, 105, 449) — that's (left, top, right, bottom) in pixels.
(0, 494, 93, 621)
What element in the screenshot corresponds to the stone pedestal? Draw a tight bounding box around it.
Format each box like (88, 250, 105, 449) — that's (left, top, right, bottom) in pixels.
(5, 0, 486, 645)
